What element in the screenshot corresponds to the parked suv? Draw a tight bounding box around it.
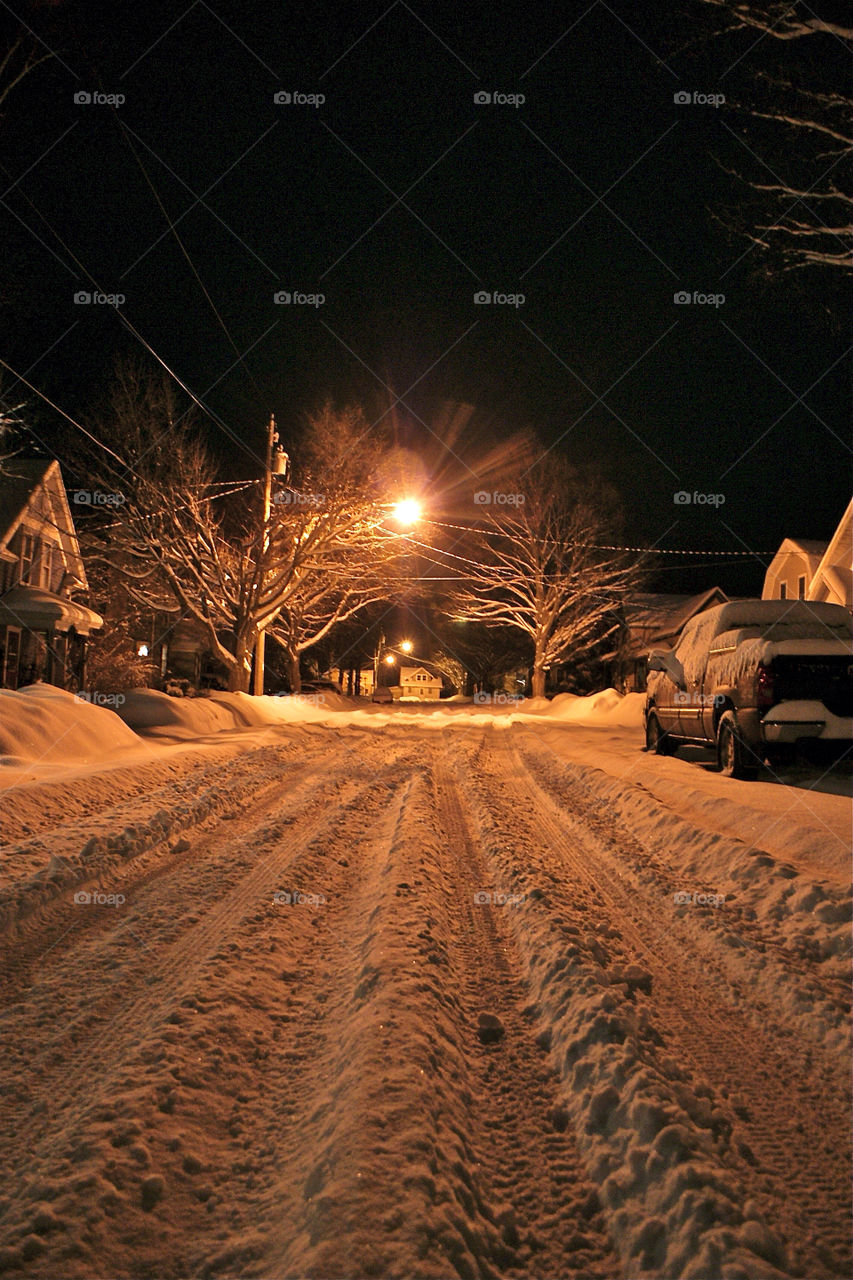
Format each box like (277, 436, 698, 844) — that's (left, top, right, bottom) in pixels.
(644, 599, 853, 778)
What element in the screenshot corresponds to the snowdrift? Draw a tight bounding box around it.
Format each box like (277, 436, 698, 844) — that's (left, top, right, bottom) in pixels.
(117, 689, 351, 736)
(0, 685, 141, 765)
(0, 684, 644, 766)
(537, 689, 645, 728)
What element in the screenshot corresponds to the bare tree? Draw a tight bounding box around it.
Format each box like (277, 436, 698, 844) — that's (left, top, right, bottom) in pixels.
(0, 34, 52, 117)
(449, 459, 642, 698)
(699, 1, 852, 269)
(82, 368, 410, 692)
(266, 405, 416, 691)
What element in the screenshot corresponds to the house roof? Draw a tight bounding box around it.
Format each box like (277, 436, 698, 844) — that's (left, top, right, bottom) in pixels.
(0, 458, 54, 540)
(781, 537, 831, 557)
(0, 457, 88, 590)
(624, 588, 728, 651)
(400, 665, 442, 682)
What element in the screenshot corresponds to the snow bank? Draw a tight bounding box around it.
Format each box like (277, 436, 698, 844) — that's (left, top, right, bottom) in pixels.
(540, 689, 646, 728)
(0, 685, 141, 765)
(117, 687, 645, 736)
(117, 689, 350, 736)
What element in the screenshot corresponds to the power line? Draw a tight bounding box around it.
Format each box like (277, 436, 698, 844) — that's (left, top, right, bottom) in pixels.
(422, 517, 780, 558)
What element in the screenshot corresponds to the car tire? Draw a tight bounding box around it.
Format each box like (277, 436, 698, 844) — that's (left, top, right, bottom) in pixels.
(717, 710, 759, 779)
(646, 712, 678, 756)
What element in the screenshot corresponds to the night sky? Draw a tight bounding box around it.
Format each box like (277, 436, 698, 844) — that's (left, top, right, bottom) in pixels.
(1, 0, 850, 597)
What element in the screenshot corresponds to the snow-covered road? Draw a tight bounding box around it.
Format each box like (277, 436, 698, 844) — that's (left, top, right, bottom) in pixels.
(0, 711, 850, 1280)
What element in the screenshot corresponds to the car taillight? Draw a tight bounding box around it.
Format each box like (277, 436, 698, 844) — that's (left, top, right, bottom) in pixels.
(756, 662, 776, 716)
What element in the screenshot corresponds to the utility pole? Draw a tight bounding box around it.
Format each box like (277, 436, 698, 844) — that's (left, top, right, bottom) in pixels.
(252, 412, 276, 696)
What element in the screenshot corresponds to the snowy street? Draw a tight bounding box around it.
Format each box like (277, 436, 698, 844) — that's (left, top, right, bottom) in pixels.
(0, 701, 850, 1280)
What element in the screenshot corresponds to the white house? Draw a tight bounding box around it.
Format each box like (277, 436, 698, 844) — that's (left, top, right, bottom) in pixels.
(762, 537, 829, 602)
(0, 459, 102, 689)
(807, 498, 852, 609)
(398, 665, 443, 701)
(763, 500, 852, 609)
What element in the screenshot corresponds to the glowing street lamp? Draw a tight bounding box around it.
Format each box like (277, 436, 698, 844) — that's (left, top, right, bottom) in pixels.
(384, 653, 396, 665)
(400, 640, 413, 653)
(391, 498, 421, 527)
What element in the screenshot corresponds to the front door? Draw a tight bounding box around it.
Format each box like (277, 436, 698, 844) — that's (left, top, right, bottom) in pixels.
(1, 627, 21, 688)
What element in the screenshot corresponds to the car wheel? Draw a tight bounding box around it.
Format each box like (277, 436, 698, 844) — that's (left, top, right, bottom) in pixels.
(717, 710, 758, 779)
(646, 712, 678, 756)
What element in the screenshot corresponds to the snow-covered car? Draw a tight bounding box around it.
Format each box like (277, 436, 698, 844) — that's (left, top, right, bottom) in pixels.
(371, 686, 393, 703)
(644, 599, 853, 778)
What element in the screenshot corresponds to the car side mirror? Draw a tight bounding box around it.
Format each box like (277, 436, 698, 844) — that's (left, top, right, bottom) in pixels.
(648, 649, 685, 687)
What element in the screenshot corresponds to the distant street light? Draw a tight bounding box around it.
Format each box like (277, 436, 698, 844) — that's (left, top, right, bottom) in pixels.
(400, 639, 413, 653)
(385, 653, 396, 665)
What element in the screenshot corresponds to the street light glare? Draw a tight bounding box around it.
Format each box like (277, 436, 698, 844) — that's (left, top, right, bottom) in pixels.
(401, 640, 413, 653)
(392, 498, 421, 526)
(385, 654, 397, 664)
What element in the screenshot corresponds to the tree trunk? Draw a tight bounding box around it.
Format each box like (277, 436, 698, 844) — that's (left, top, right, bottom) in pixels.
(532, 657, 547, 698)
(288, 650, 301, 694)
(226, 662, 251, 693)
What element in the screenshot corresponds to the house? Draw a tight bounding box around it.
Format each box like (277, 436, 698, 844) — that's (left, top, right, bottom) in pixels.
(0, 459, 102, 689)
(331, 663, 375, 696)
(762, 501, 853, 610)
(398, 665, 443, 701)
(761, 537, 829, 603)
(617, 587, 729, 692)
(807, 499, 852, 608)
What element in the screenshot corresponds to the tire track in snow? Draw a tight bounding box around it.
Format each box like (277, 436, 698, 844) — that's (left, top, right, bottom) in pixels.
(428, 745, 624, 1280)
(490, 728, 851, 1280)
(0, 736, 383, 1174)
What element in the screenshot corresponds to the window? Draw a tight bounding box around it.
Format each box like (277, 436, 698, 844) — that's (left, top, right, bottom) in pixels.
(18, 533, 34, 585)
(797, 575, 806, 600)
(37, 542, 53, 589)
(779, 582, 787, 600)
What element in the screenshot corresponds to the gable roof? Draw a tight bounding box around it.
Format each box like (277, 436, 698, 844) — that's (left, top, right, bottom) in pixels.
(623, 588, 728, 651)
(400, 665, 442, 682)
(0, 458, 54, 539)
(0, 457, 88, 589)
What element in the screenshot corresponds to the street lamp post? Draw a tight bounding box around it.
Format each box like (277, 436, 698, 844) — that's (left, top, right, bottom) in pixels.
(252, 414, 289, 695)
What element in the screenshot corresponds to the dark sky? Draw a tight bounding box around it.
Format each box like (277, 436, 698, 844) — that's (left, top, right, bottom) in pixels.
(1, 0, 850, 597)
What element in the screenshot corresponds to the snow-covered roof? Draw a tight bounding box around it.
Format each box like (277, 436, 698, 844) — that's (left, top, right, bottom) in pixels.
(624, 588, 728, 654)
(400, 665, 442, 683)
